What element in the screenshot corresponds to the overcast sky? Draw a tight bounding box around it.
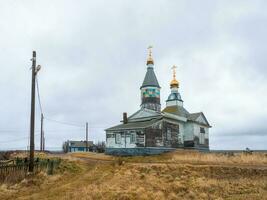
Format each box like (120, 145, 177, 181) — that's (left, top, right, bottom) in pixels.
(0, 0, 266, 150)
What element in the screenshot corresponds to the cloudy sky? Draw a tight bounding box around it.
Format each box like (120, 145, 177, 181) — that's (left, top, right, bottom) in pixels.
(0, 0, 266, 150)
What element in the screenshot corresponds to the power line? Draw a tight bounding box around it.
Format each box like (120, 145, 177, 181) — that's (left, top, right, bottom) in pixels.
(44, 117, 84, 127)
(0, 134, 40, 143)
(36, 77, 43, 114)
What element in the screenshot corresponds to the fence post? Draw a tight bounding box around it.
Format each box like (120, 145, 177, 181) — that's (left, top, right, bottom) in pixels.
(47, 160, 54, 175)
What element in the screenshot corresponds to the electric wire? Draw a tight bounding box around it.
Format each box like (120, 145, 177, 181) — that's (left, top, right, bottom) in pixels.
(36, 77, 43, 115)
(44, 117, 84, 128)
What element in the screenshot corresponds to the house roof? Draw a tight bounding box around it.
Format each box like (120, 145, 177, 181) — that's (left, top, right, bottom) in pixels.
(162, 105, 190, 118)
(140, 66, 160, 88)
(68, 140, 94, 147)
(105, 118, 162, 131)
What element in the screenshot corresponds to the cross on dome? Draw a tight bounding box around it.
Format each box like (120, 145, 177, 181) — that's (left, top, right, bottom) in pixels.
(170, 65, 179, 88)
(147, 45, 154, 65)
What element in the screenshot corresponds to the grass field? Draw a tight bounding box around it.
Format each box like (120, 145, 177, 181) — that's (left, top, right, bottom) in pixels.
(1, 150, 267, 200)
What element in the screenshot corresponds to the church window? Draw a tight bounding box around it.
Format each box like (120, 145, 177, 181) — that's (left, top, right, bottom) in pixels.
(130, 133, 136, 143)
(167, 128, 172, 140)
(199, 127, 205, 144)
(107, 133, 115, 138)
(115, 133, 121, 144)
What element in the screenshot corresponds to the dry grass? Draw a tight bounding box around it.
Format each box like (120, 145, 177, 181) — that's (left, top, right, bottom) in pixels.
(71, 150, 267, 166)
(1, 151, 267, 200)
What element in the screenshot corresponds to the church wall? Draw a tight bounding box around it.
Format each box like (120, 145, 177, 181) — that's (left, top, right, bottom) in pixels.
(192, 124, 209, 148)
(106, 130, 145, 148)
(184, 122, 194, 141)
(106, 132, 115, 148)
(161, 121, 181, 148)
(143, 120, 183, 148)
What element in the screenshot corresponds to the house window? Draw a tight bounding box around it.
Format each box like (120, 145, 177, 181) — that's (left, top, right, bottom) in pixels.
(167, 128, 172, 140)
(115, 133, 121, 144)
(200, 127, 205, 133)
(130, 133, 136, 143)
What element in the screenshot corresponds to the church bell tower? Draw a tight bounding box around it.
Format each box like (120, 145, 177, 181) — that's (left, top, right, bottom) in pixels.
(166, 65, 183, 107)
(140, 46, 161, 112)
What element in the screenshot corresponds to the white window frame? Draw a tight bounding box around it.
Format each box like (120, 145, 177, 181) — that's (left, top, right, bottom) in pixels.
(115, 133, 121, 144)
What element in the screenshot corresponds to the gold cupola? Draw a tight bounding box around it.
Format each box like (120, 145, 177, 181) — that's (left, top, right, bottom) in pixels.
(170, 65, 179, 88)
(146, 45, 154, 65)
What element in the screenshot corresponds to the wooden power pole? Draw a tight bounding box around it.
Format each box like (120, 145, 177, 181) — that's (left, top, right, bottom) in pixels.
(29, 51, 41, 172)
(86, 122, 88, 152)
(29, 51, 36, 172)
(40, 113, 44, 151)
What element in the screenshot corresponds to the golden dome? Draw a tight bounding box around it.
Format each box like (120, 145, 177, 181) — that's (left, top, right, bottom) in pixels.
(170, 78, 179, 87)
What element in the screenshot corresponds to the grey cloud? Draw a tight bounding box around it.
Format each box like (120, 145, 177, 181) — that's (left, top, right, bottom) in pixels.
(0, 0, 267, 150)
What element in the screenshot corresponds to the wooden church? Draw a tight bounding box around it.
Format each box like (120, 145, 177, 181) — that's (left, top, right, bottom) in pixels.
(105, 48, 211, 155)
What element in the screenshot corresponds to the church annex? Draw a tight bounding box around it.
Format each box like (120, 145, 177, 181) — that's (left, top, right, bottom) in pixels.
(105, 48, 211, 155)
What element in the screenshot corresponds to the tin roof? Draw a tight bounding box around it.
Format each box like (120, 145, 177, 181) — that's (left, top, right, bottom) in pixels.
(105, 118, 162, 131)
(140, 65, 160, 89)
(68, 141, 94, 147)
(162, 105, 190, 118)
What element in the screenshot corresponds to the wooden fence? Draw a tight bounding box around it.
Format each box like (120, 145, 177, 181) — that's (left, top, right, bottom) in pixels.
(0, 158, 61, 183)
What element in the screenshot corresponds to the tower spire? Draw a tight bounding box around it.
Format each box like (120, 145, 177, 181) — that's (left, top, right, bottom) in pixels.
(170, 65, 179, 88)
(147, 45, 154, 65)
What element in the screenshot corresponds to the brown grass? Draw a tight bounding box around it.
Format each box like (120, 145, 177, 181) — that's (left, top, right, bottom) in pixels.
(1, 151, 267, 200)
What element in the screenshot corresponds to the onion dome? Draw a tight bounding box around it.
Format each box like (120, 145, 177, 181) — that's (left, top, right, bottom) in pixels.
(170, 78, 179, 88)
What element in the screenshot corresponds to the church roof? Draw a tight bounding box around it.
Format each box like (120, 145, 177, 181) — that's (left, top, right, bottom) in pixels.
(188, 112, 211, 127)
(128, 108, 161, 122)
(162, 105, 190, 118)
(140, 66, 160, 89)
(187, 112, 202, 121)
(105, 118, 162, 131)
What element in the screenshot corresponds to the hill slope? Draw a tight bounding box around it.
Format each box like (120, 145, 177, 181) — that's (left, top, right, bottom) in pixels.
(1, 151, 267, 200)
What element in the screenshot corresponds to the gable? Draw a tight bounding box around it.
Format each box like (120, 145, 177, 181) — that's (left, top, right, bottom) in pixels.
(195, 113, 210, 127)
(128, 109, 161, 122)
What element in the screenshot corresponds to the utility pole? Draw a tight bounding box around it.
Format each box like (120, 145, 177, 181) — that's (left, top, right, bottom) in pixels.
(29, 51, 36, 172)
(43, 137, 45, 151)
(29, 51, 41, 172)
(86, 122, 88, 152)
(40, 113, 44, 151)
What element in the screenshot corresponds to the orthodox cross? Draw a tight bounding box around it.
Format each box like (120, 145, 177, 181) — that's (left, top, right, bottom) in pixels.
(172, 65, 177, 79)
(148, 45, 153, 58)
